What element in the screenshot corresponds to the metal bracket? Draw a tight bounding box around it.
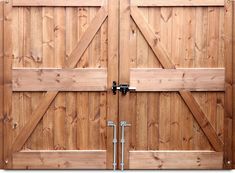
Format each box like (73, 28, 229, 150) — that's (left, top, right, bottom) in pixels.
(120, 121, 131, 171)
(107, 121, 117, 170)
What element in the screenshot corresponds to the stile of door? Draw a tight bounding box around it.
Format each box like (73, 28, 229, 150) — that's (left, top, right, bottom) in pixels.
(3, 0, 119, 169)
(233, 2, 235, 169)
(0, 0, 4, 169)
(119, 0, 233, 170)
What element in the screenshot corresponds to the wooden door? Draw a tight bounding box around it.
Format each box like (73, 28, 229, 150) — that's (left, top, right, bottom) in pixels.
(119, 0, 233, 170)
(3, 0, 119, 169)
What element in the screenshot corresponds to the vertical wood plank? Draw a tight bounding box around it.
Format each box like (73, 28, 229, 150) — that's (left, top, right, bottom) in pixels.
(193, 7, 211, 150)
(129, 18, 137, 151)
(76, 92, 89, 149)
(22, 7, 31, 149)
(206, 6, 220, 152)
(76, 7, 89, 150)
(42, 7, 55, 149)
(88, 91, 100, 149)
(99, 12, 108, 150)
(147, 7, 161, 150)
(0, 0, 4, 169)
(88, 7, 100, 150)
(136, 8, 148, 150)
(147, 7, 160, 151)
(159, 7, 171, 150)
(181, 7, 195, 150)
(119, 0, 131, 169)
(30, 6, 43, 150)
(12, 7, 24, 151)
(170, 7, 183, 150)
(54, 7, 66, 150)
(3, 0, 13, 168)
(216, 7, 225, 143)
(224, 0, 233, 168)
(65, 7, 78, 150)
(22, 7, 32, 150)
(159, 92, 171, 150)
(233, 2, 235, 169)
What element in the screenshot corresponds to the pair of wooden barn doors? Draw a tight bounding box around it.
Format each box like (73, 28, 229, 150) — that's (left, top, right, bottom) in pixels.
(3, 0, 233, 170)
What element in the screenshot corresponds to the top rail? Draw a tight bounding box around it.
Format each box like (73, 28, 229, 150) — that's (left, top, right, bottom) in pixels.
(131, 0, 225, 7)
(12, 0, 104, 7)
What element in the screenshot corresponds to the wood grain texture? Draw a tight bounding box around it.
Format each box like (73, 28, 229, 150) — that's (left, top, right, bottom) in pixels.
(13, 150, 106, 169)
(136, 7, 148, 150)
(10, 5, 109, 155)
(42, 6, 55, 150)
(87, 8, 101, 151)
(54, 7, 66, 151)
(3, 0, 13, 169)
(13, 68, 107, 91)
(29, 5, 44, 150)
(65, 6, 77, 150)
(158, 7, 171, 151)
(233, 1, 235, 169)
(12, 92, 58, 153)
(130, 6, 224, 152)
(66, 7, 108, 68)
(180, 91, 224, 151)
(193, 7, 213, 151)
(131, 6, 174, 69)
(131, 0, 224, 6)
(130, 68, 225, 91)
(119, 0, 131, 169)
(129, 151, 223, 169)
(12, 0, 104, 7)
(224, 0, 233, 169)
(147, 7, 160, 151)
(106, 0, 119, 168)
(0, 1, 3, 169)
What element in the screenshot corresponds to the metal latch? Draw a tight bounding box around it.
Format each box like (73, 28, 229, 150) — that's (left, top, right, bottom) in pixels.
(112, 81, 136, 95)
(120, 121, 131, 171)
(107, 121, 117, 171)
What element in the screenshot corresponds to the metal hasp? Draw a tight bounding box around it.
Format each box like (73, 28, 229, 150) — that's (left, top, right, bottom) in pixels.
(112, 81, 136, 95)
(107, 121, 117, 170)
(120, 121, 131, 171)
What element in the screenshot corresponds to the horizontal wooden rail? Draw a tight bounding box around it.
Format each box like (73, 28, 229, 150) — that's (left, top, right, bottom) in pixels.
(13, 150, 106, 169)
(13, 68, 107, 91)
(12, 0, 103, 7)
(130, 68, 225, 91)
(131, 0, 224, 6)
(129, 151, 223, 169)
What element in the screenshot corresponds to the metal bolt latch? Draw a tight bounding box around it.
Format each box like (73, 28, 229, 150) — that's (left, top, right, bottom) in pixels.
(107, 121, 117, 171)
(112, 81, 136, 95)
(120, 121, 131, 171)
